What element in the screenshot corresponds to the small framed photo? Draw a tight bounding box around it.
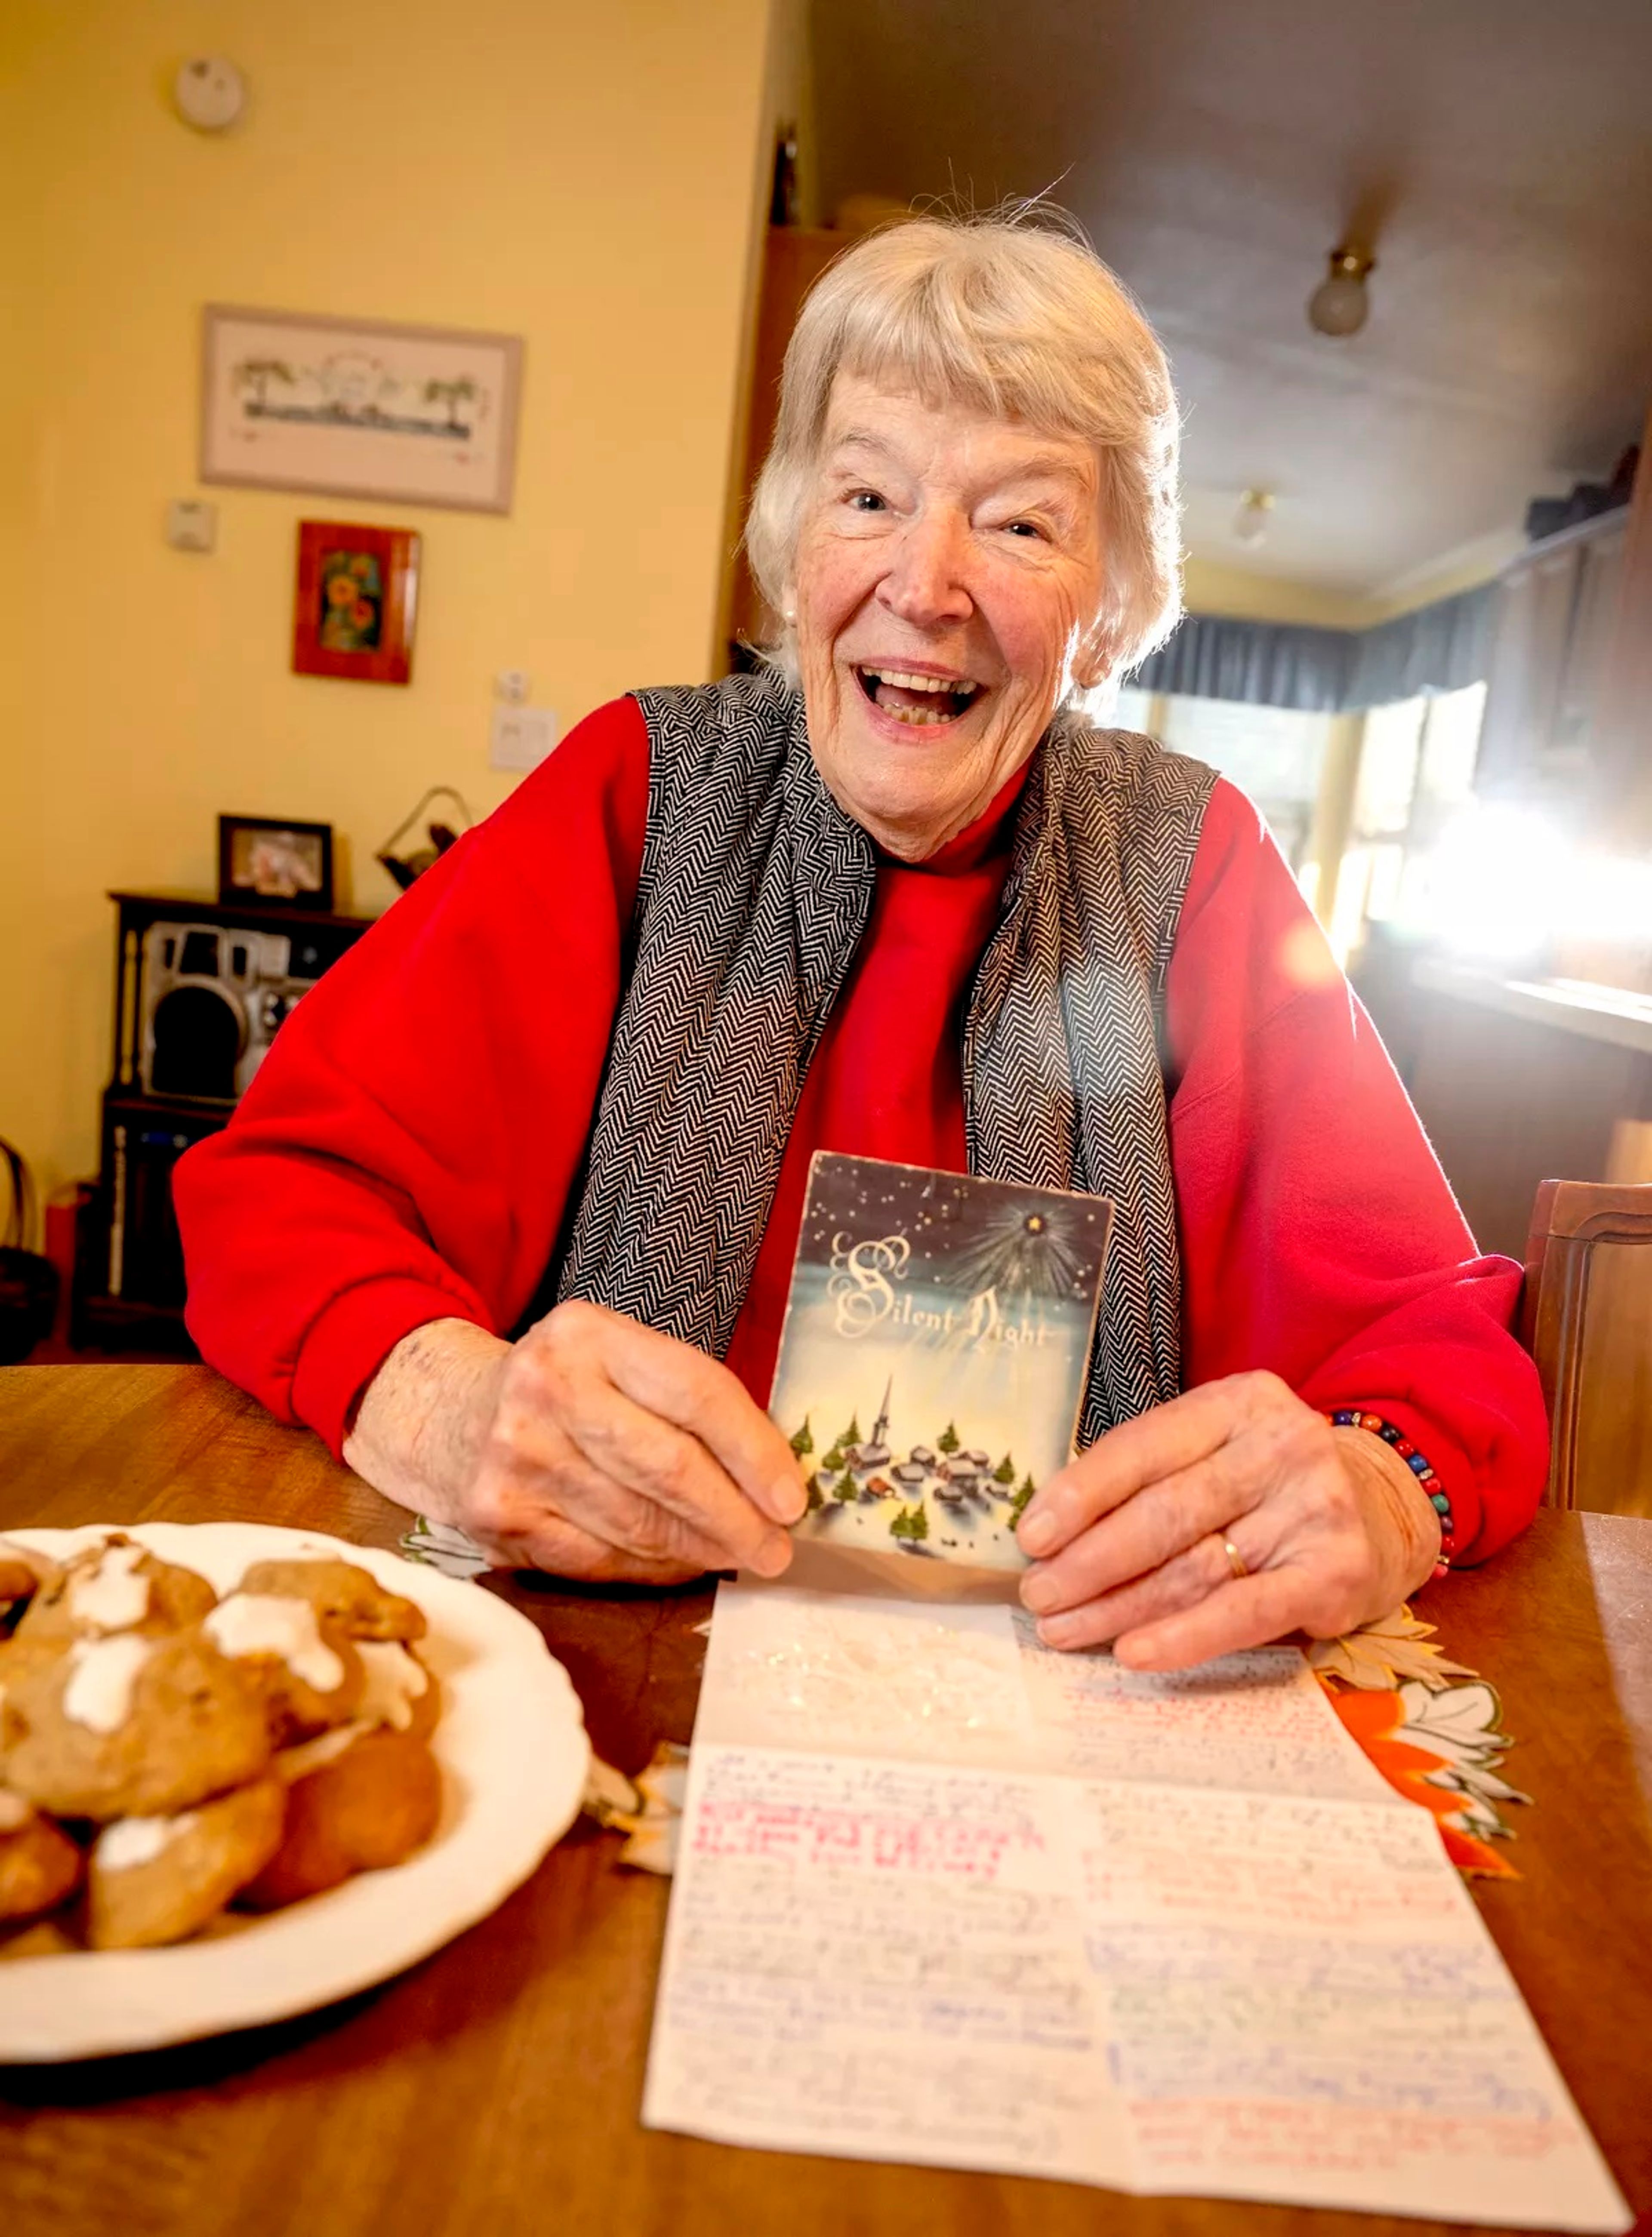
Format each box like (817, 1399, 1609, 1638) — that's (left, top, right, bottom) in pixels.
(218, 815, 335, 912)
(292, 520, 420, 685)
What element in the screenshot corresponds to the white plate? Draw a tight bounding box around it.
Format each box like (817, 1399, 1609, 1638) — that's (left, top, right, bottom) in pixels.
(1, 1521, 591, 2061)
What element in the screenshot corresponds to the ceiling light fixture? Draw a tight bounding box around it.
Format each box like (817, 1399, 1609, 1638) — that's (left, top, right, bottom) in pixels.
(1233, 489, 1274, 547)
(1307, 246, 1375, 338)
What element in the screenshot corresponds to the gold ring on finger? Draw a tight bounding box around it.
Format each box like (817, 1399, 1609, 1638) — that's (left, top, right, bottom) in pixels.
(1215, 1533, 1248, 1581)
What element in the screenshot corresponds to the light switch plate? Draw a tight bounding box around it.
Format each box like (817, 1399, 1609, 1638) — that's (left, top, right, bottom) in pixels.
(166, 499, 217, 552)
(489, 705, 557, 772)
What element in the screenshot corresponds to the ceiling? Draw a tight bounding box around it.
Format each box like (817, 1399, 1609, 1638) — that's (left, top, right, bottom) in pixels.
(809, 0, 1652, 597)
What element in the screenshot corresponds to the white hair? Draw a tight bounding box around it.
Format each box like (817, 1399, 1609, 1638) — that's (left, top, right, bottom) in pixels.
(745, 208, 1183, 689)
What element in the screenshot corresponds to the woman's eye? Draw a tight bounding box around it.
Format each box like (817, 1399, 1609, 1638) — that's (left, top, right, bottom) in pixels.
(847, 490, 888, 513)
(1003, 518, 1045, 539)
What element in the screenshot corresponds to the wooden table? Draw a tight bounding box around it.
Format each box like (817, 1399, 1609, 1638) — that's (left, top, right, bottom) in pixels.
(3, 1363, 1650, 2237)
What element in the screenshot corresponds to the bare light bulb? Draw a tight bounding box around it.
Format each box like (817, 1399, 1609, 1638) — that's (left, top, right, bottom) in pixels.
(1233, 490, 1274, 547)
(1307, 247, 1374, 338)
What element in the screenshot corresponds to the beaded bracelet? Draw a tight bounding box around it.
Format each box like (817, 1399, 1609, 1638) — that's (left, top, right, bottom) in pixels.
(1325, 1409, 1456, 1578)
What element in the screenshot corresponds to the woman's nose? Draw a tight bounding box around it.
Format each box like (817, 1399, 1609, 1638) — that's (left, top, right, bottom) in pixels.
(878, 510, 973, 629)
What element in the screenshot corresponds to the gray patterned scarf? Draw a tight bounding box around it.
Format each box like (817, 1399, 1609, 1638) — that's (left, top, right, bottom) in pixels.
(554, 673, 1215, 1444)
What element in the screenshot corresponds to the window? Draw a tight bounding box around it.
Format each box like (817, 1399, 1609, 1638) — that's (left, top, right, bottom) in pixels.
(1104, 683, 1489, 954)
(1353, 699, 1426, 841)
(1413, 683, 1486, 829)
(1157, 698, 1331, 872)
(1331, 684, 1488, 960)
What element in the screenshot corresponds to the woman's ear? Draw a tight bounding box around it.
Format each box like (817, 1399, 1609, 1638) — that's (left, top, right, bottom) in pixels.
(1071, 618, 1114, 693)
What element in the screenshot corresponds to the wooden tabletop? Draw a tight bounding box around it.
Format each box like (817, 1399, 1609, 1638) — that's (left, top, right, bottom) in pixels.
(2, 1363, 1650, 2237)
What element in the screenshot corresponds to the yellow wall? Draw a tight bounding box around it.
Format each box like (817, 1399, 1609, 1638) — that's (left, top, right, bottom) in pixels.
(1183, 549, 1507, 632)
(1, 14, 51, 1216)
(1181, 558, 1383, 632)
(0, 0, 771, 1206)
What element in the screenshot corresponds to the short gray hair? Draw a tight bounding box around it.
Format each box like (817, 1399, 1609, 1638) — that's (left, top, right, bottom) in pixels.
(745, 210, 1183, 687)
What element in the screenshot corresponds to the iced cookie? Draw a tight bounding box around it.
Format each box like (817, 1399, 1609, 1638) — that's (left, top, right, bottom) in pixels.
(0, 1785, 83, 1922)
(0, 1916, 79, 1960)
(0, 1632, 60, 1717)
(16, 1533, 216, 1645)
(239, 1727, 441, 1910)
(0, 1634, 85, 1783)
(356, 1640, 440, 1741)
(0, 1627, 271, 1819)
(203, 1594, 365, 1744)
(87, 1775, 287, 1949)
(0, 1540, 56, 1627)
(236, 1557, 425, 1643)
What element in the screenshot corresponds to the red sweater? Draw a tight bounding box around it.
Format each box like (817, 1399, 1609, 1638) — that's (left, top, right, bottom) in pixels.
(175, 696, 1547, 1561)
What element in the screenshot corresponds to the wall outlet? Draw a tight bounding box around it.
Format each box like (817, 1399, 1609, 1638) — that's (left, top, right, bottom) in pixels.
(493, 668, 531, 704)
(489, 704, 557, 772)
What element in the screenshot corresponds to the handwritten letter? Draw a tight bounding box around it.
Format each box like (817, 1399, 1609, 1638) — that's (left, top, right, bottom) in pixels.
(1012, 1615, 1396, 1799)
(643, 1586, 1629, 2231)
(644, 1745, 1130, 2184)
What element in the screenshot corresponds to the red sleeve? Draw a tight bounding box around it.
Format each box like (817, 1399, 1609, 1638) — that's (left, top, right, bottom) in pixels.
(175, 696, 652, 1459)
(1162, 777, 1547, 1563)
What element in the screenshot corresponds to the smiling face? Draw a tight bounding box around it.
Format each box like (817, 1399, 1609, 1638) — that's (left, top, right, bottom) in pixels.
(789, 373, 1110, 859)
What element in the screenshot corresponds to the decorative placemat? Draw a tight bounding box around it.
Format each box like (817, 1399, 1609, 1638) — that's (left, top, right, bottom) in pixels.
(400, 1515, 490, 1579)
(1309, 1608, 1529, 1877)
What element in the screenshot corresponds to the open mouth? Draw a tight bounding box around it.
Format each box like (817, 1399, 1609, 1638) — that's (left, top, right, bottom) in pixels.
(854, 665, 983, 727)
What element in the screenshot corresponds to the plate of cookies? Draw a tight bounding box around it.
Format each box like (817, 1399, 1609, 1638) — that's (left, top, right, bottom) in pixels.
(0, 1521, 591, 2060)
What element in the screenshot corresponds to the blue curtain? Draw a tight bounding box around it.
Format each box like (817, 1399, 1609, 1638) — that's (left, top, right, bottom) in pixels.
(1128, 582, 1498, 714)
(1130, 616, 1351, 712)
(1342, 585, 1498, 709)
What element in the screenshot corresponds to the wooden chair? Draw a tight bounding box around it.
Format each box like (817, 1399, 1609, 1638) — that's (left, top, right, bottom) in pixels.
(1521, 1180, 1652, 1513)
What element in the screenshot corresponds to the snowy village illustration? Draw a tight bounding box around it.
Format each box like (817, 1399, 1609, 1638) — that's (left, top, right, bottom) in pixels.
(771, 1154, 1113, 1572)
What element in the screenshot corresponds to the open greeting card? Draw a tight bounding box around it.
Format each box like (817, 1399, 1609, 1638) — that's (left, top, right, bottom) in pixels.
(770, 1154, 1111, 1587)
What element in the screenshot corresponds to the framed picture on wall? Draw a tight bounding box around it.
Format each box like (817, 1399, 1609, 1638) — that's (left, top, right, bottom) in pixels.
(200, 305, 523, 514)
(217, 815, 335, 912)
(292, 520, 421, 685)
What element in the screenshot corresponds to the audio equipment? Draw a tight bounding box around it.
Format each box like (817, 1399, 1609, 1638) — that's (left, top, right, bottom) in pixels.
(139, 921, 321, 1103)
(78, 891, 374, 1341)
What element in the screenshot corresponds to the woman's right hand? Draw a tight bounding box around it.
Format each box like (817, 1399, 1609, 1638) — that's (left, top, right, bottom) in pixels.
(343, 1302, 804, 1583)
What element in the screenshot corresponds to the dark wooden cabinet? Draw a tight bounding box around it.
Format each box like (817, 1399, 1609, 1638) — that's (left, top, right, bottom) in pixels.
(1477, 403, 1652, 828)
(1477, 509, 1630, 804)
(1597, 406, 1652, 835)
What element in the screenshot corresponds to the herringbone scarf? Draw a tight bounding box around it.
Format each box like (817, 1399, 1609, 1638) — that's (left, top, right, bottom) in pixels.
(555, 673, 1215, 1445)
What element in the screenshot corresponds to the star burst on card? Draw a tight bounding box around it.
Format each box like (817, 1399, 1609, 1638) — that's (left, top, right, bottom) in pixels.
(947, 1199, 1094, 1300)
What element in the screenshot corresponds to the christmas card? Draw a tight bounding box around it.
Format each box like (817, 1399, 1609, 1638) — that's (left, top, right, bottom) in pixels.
(769, 1153, 1112, 1578)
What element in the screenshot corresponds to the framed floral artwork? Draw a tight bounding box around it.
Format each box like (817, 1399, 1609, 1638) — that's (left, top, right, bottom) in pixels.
(201, 305, 522, 514)
(292, 521, 420, 685)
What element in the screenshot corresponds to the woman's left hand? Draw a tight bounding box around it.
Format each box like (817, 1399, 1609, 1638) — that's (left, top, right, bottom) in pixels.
(1015, 1371, 1442, 1669)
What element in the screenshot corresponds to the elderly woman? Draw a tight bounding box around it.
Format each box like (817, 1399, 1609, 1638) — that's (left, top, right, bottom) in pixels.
(177, 215, 1546, 1669)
